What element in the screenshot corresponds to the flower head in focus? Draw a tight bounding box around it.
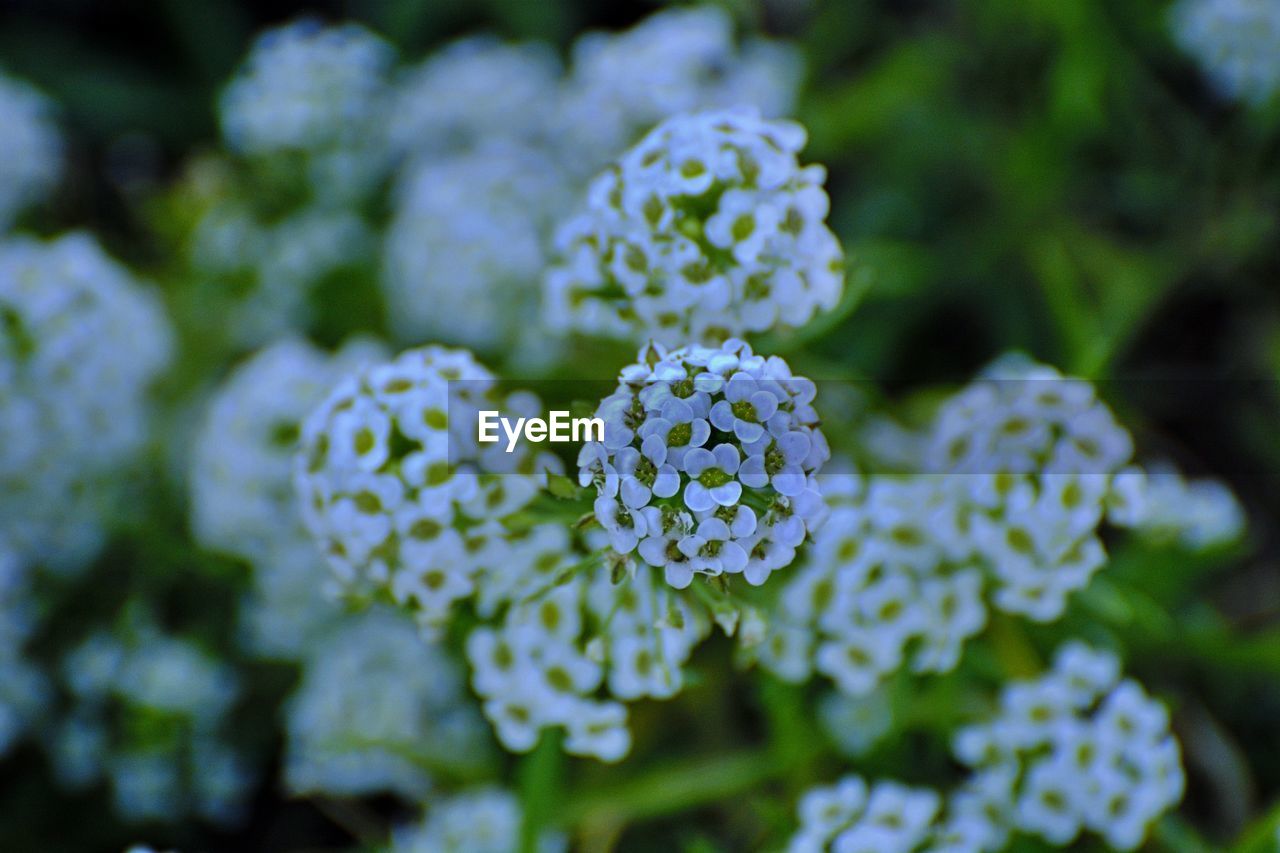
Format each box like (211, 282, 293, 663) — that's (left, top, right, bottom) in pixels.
(581, 338, 829, 589)
(545, 110, 844, 346)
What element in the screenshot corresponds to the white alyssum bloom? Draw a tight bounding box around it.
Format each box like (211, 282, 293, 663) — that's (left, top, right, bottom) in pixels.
(284, 609, 488, 800)
(558, 6, 803, 177)
(0, 549, 49, 757)
(762, 475, 987, 696)
(0, 233, 173, 575)
(545, 110, 844, 346)
(190, 337, 385, 660)
(466, 561, 707, 762)
(52, 620, 252, 825)
(393, 787, 566, 853)
(581, 339, 829, 590)
(925, 355, 1133, 621)
(952, 642, 1184, 851)
(0, 69, 61, 228)
(381, 141, 571, 357)
(1171, 0, 1280, 105)
(220, 19, 394, 199)
(387, 37, 563, 159)
(294, 344, 559, 632)
(1108, 462, 1245, 550)
(788, 775, 942, 853)
(193, 337, 384, 564)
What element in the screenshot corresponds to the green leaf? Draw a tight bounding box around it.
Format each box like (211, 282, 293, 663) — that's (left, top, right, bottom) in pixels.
(547, 473, 583, 500)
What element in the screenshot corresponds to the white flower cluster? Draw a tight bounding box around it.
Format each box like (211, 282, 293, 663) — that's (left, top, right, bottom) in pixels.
(952, 643, 1184, 850)
(924, 356, 1134, 621)
(0, 233, 173, 574)
(393, 787, 565, 853)
(1171, 0, 1280, 105)
(546, 110, 844, 345)
(762, 474, 987, 695)
(284, 609, 488, 799)
(787, 645, 1183, 852)
(294, 344, 558, 631)
(1110, 462, 1245, 550)
(190, 203, 374, 347)
(387, 38, 563, 159)
(219, 20, 395, 199)
(788, 774, 942, 853)
(559, 6, 802, 177)
(468, 562, 707, 762)
(763, 356, 1248, 698)
(52, 623, 252, 825)
(582, 339, 829, 590)
(378, 10, 806, 361)
(191, 337, 384, 659)
(0, 69, 61, 228)
(382, 141, 570, 356)
(0, 549, 49, 757)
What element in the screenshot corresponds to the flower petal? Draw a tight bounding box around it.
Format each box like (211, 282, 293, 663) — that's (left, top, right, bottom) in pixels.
(683, 481, 715, 512)
(710, 481, 743, 507)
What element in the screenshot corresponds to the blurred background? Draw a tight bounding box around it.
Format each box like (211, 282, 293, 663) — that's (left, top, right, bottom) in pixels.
(1, 0, 1278, 850)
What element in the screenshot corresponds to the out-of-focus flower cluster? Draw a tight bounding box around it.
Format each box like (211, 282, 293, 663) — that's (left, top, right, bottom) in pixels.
(0, 69, 61, 229)
(1170, 0, 1280, 105)
(758, 355, 1245, 698)
(0, 552, 49, 757)
(294, 344, 560, 632)
(192, 336, 384, 659)
(788, 643, 1183, 852)
(284, 609, 489, 799)
(762, 471, 988, 694)
(50, 618, 253, 825)
(1111, 461, 1245, 549)
(467, 561, 707, 761)
(380, 7, 803, 355)
(952, 643, 1184, 850)
(583, 338, 830, 589)
(789, 774, 942, 853)
(924, 356, 1134, 620)
(546, 110, 844, 345)
(382, 142, 569, 359)
(0, 233, 172, 575)
(220, 19, 395, 201)
(392, 786, 565, 853)
(556, 6, 801, 178)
